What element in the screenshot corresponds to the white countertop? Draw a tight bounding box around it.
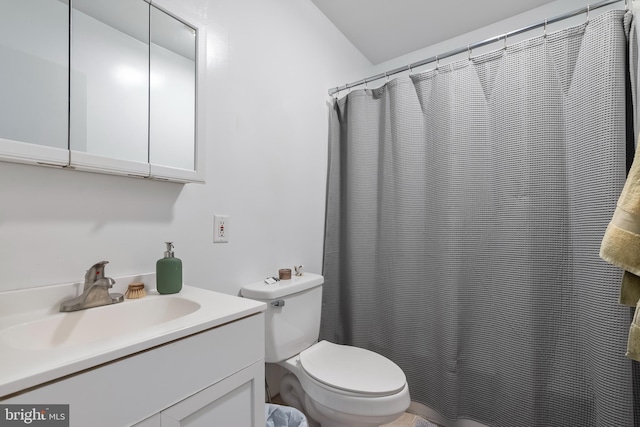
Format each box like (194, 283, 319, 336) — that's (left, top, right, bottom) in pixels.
(0, 273, 265, 399)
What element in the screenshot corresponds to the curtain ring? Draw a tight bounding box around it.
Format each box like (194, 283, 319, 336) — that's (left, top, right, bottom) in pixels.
(544, 18, 548, 38)
(467, 44, 472, 61)
(503, 33, 508, 50)
(408, 63, 413, 76)
(385, 71, 389, 83)
(435, 55, 440, 70)
(586, 4, 590, 23)
(363, 78, 368, 89)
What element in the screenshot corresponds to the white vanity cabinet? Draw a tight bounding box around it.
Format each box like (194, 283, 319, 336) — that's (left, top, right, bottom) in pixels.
(135, 361, 263, 427)
(4, 312, 266, 427)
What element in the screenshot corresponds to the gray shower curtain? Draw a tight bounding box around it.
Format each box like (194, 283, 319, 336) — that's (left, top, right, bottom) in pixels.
(321, 10, 635, 427)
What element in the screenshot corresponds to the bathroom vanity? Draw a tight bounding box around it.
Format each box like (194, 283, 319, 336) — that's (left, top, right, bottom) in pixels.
(0, 275, 266, 426)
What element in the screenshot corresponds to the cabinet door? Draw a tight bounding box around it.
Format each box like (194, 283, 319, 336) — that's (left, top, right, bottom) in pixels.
(148, 0, 206, 183)
(69, 0, 150, 177)
(161, 361, 265, 427)
(0, 0, 69, 167)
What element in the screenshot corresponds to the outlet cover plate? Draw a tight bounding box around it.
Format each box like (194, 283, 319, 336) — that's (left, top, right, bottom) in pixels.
(213, 214, 229, 243)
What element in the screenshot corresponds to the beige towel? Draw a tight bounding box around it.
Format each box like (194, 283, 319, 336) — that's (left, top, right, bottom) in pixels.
(600, 140, 640, 361)
(628, 302, 640, 361)
(620, 271, 640, 306)
(600, 141, 640, 305)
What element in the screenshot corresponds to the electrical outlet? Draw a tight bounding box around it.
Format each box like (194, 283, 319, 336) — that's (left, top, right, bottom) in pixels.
(213, 214, 229, 243)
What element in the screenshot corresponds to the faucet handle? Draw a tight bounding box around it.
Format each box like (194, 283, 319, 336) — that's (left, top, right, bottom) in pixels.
(85, 261, 109, 285)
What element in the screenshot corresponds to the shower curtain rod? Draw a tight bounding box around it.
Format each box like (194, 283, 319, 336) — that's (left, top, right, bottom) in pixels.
(328, 0, 625, 96)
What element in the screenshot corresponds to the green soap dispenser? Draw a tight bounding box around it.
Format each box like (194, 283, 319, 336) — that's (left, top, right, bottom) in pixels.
(156, 242, 182, 294)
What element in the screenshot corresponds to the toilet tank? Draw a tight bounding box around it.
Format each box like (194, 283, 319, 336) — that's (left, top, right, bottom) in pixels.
(241, 273, 324, 363)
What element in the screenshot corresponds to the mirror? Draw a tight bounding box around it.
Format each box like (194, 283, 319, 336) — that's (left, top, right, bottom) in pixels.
(0, 0, 68, 163)
(0, 0, 203, 181)
(150, 5, 197, 172)
(70, 0, 149, 167)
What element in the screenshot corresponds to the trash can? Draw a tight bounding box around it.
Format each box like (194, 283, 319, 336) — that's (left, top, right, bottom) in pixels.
(265, 403, 309, 427)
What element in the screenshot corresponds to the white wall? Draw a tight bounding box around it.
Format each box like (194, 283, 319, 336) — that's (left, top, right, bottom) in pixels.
(0, 0, 371, 295)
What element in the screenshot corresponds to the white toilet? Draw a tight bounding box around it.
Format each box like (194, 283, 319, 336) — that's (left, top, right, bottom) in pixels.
(241, 273, 410, 427)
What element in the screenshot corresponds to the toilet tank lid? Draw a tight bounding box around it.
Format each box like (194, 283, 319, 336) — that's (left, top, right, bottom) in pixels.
(240, 272, 324, 299)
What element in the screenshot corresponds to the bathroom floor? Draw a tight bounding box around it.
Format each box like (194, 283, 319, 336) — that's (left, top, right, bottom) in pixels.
(382, 412, 439, 427)
(270, 395, 437, 427)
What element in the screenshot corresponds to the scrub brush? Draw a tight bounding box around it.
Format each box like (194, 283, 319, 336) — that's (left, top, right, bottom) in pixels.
(125, 282, 146, 299)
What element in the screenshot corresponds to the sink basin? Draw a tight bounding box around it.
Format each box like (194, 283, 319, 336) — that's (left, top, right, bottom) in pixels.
(0, 296, 200, 350)
(0, 274, 266, 399)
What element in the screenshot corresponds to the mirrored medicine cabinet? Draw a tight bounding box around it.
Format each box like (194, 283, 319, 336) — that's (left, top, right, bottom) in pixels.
(0, 0, 205, 183)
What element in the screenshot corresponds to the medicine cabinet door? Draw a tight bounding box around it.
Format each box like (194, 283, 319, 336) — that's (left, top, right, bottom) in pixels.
(149, 2, 204, 182)
(69, 0, 150, 177)
(0, 0, 69, 166)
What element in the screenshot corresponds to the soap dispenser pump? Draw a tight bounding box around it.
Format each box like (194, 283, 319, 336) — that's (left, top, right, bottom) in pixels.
(156, 242, 182, 294)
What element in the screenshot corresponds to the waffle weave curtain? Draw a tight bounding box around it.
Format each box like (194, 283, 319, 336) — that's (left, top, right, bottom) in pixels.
(321, 10, 635, 427)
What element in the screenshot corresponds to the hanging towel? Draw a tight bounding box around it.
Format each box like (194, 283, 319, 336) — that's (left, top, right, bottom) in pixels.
(628, 302, 640, 361)
(600, 140, 640, 306)
(600, 138, 640, 361)
(620, 271, 640, 306)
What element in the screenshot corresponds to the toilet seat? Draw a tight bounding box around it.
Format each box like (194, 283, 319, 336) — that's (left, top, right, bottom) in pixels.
(280, 342, 411, 421)
(299, 340, 406, 397)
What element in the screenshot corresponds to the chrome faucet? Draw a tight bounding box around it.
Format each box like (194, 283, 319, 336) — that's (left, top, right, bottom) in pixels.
(60, 261, 124, 312)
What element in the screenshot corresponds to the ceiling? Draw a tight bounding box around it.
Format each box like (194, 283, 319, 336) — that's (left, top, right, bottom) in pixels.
(310, 0, 558, 64)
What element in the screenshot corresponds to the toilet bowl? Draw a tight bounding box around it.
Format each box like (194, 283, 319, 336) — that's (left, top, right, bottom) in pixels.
(240, 273, 410, 427)
(279, 341, 410, 427)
